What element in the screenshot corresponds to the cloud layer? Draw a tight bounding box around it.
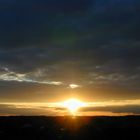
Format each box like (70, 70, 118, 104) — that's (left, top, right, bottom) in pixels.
(1, 100, 140, 116)
(0, 0, 139, 103)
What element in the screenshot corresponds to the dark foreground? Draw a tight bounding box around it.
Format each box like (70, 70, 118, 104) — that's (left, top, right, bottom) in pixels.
(0, 116, 140, 140)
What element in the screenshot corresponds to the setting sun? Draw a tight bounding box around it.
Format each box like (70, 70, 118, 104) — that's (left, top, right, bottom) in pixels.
(62, 98, 86, 115)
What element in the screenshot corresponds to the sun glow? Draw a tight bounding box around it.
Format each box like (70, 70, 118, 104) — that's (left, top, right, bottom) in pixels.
(62, 98, 86, 115)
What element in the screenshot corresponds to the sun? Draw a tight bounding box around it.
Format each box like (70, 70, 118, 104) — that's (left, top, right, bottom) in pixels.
(62, 98, 86, 115)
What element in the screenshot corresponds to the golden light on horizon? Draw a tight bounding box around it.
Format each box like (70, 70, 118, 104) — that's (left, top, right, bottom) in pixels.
(61, 98, 86, 115)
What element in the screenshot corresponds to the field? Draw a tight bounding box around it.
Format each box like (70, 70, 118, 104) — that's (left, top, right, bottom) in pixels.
(0, 116, 140, 140)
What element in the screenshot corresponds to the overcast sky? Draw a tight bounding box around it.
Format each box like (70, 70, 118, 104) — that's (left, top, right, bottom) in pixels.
(0, 0, 140, 115)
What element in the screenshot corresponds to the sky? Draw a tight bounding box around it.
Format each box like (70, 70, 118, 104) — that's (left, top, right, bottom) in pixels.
(0, 0, 140, 116)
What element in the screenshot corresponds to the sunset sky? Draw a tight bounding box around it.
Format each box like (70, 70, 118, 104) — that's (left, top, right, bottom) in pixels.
(0, 0, 140, 116)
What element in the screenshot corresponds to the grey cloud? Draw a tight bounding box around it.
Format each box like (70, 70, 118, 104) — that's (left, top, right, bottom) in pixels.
(0, 0, 140, 101)
(80, 105, 140, 115)
(0, 104, 61, 116)
(0, 0, 139, 47)
(0, 67, 62, 85)
(0, 103, 140, 116)
(0, 43, 139, 101)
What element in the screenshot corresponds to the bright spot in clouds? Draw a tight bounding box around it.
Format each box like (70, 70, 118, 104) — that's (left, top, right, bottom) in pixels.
(62, 98, 86, 115)
(69, 84, 80, 89)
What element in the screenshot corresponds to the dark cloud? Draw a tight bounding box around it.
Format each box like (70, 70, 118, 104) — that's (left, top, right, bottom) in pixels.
(0, 0, 140, 102)
(80, 105, 140, 114)
(0, 104, 60, 116)
(0, 103, 140, 116)
(0, 0, 140, 47)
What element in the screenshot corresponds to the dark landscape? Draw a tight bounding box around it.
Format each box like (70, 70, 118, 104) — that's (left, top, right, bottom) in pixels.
(0, 116, 140, 140)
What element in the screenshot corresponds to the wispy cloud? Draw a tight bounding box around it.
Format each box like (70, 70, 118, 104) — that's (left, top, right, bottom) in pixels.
(0, 67, 63, 86)
(69, 84, 81, 89)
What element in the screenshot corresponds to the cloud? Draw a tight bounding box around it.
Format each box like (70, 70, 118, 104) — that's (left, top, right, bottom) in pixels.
(1, 99, 140, 116)
(0, 0, 139, 101)
(69, 84, 81, 89)
(0, 0, 139, 47)
(0, 67, 63, 86)
(0, 103, 68, 116)
(80, 105, 140, 115)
